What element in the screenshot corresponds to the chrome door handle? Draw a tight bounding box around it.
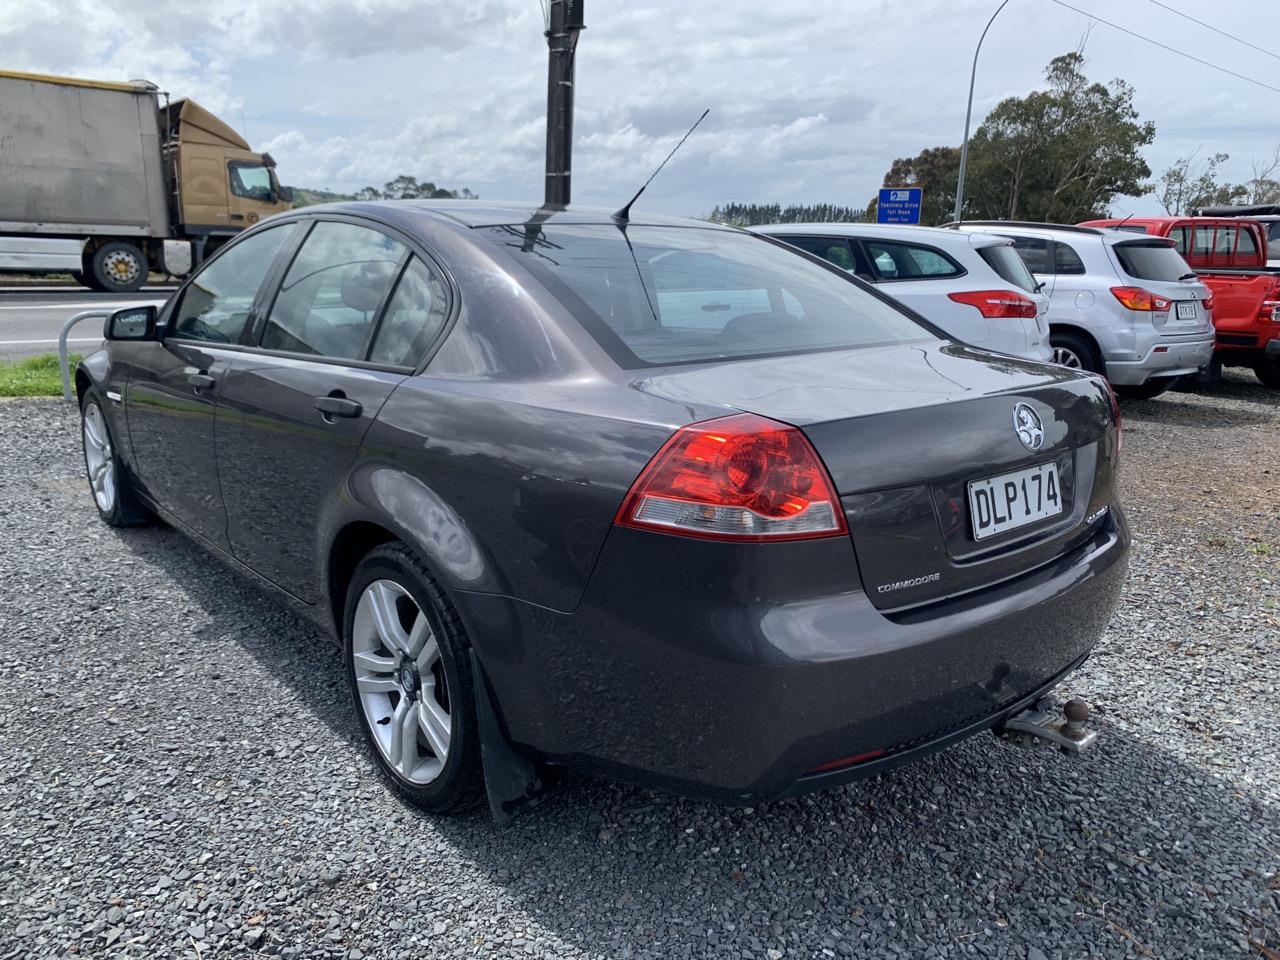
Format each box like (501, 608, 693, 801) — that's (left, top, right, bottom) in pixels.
(314, 395, 363, 419)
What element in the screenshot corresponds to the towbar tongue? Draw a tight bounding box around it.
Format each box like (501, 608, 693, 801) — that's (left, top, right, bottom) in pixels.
(995, 697, 1098, 753)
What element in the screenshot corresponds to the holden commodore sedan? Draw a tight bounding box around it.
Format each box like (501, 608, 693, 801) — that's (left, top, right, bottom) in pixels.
(76, 201, 1129, 817)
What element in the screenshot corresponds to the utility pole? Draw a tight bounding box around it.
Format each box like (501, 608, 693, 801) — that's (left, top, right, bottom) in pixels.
(544, 0, 585, 207)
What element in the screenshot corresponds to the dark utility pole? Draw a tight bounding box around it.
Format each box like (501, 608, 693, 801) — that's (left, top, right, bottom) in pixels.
(544, 0, 584, 207)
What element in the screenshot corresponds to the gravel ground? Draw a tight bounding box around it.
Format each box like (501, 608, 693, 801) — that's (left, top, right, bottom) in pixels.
(0, 374, 1277, 960)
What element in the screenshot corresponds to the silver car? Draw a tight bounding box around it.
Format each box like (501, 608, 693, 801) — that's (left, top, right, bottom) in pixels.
(952, 222, 1216, 398)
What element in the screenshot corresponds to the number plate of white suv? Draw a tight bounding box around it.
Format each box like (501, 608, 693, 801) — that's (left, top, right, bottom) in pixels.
(967, 462, 1063, 541)
(1176, 301, 1197, 321)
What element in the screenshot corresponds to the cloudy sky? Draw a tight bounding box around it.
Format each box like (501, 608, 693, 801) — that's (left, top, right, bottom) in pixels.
(3, 0, 1277, 217)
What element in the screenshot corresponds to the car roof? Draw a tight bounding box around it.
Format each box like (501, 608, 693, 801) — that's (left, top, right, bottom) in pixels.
(952, 221, 1171, 248)
(746, 222, 1009, 247)
(285, 199, 733, 231)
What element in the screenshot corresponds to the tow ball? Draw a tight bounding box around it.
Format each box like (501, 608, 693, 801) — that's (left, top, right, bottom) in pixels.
(995, 697, 1097, 754)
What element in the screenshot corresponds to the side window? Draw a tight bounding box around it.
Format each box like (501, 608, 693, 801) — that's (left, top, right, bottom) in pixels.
(779, 236, 859, 273)
(170, 224, 294, 344)
(1214, 225, 1238, 257)
(229, 163, 273, 201)
(1008, 236, 1051, 274)
(864, 240, 961, 281)
(261, 222, 405, 360)
(1191, 225, 1215, 259)
(1170, 226, 1191, 255)
(1236, 227, 1258, 258)
(369, 258, 450, 367)
(1053, 241, 1086, 275)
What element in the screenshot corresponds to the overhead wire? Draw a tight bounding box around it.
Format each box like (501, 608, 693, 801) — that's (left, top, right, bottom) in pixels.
(1047, 0, 1280, 95)
(1144, 0, 1280, 65)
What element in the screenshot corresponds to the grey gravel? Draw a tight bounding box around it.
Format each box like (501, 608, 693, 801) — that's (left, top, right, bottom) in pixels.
(1, 373, 1277, 959)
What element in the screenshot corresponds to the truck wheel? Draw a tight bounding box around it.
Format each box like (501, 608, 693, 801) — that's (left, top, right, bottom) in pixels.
(90, 242, 148, 293)
(1255, 358, 1280, 389)
(1050, 331, 1103, 376)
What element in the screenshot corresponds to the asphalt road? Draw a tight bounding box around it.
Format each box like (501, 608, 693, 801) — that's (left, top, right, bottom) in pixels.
(0, 287, 175, 360)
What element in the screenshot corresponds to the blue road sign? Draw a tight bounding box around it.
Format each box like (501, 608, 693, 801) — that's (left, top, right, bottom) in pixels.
(877, 187, 923, 225)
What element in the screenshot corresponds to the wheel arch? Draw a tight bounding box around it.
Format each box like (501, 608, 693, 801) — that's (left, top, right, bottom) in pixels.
(1049, 323, 1104, 365)
(325, 520, 400, 637)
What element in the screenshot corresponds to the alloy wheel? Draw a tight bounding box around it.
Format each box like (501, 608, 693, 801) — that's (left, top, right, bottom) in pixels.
(1053, 346, 1083, 369)
(83, 403, 116, 513)
(351, 580, 452, 785)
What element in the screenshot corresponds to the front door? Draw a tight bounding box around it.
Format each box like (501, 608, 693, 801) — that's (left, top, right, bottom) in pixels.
(215, 220, 450, 602)
(125, 222, 297, 547)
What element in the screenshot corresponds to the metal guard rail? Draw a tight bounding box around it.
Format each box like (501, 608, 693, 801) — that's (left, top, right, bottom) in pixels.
(58, 309, 110, 402)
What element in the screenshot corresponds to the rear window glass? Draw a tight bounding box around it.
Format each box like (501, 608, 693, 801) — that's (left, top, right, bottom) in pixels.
(484, 224, 934, 368)
(1113, 242, 1195, 282)
(977, 244, 1038, 292)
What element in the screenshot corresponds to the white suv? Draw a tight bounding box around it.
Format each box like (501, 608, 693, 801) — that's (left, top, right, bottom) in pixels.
(951, 222, 1216, 398)
(750, 223, 1052, 362)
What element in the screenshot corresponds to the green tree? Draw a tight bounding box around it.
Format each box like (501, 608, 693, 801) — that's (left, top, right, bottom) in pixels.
(964, 53, 1153, 221)
(870, 146, 961, 225)
(869, 53, 1154, 223)
(1155, 151, 1245, 215)
(708, 202, 866, 226)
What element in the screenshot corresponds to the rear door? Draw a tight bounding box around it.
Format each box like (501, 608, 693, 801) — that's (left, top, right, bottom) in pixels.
(856, 236, 987, 340)
(126, 221, 297, 547)
(215, 218, 452, 601)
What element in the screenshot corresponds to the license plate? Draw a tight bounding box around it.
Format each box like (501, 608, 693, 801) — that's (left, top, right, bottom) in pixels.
(968, 462, 1063, 541)
(1176, 301, 1197, 320)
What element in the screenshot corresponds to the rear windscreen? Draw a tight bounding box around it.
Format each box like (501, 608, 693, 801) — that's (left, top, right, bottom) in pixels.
(977, 244, 1038, 292)
(1114, 242, 1195, 282)
(483, 224, 936, 368)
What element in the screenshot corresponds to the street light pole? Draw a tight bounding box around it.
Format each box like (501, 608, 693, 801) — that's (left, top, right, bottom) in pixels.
(952, 0, 1012, 224)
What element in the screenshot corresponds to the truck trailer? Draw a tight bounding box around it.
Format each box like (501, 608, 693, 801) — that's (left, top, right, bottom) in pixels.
(0, 69, 292, 292)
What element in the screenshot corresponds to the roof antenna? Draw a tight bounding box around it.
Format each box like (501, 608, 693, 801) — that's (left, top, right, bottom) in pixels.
(614, 108, 709, 222)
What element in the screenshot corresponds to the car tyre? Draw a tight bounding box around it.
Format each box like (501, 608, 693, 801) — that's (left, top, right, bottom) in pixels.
(1114, 378, 1176, 400)
(343, 542, 486, 815)
(90, 241, 148, 293)
(1254, 358, 1280, 389)
(80, 391, 151, 526)
(1050, 331, 1103, 376)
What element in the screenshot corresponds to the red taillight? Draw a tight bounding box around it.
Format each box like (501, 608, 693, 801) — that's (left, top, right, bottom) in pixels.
(1203, 295, 1215, 313)
(1110, 286, 1171, 312)
(947, 290, 1038, 319)
(1261, 299, 1280, 322)
(614, 413, 847, 541)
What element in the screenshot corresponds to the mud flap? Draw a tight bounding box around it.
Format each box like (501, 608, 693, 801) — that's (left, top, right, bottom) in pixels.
(470, 651, 563, 824)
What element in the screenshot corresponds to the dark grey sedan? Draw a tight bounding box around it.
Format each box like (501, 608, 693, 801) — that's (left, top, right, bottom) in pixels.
(76, 201, 1129, 817)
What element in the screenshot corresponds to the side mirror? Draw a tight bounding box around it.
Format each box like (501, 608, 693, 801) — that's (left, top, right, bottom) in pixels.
(106, 305, 157, 341)
(279, 185, 295, 204)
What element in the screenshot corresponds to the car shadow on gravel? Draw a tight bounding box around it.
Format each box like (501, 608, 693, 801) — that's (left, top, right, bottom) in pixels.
(1120, 396, 1275, 429)
(110, 522, 1280, 959)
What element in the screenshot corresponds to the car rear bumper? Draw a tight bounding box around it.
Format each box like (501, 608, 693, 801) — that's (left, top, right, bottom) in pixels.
(1106, 334, 1215, 384)
(469, 505, 1130, 802)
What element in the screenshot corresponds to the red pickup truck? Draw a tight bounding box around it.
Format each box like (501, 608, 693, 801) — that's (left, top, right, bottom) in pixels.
(1079, 216, 1280, 387)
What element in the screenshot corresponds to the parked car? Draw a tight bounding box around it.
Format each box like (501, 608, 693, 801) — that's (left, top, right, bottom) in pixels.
(950, 221, 1216, 398)
(76, 202, 1128, 817)
(1193, 204, 1280, 268)
(749, 223, 1052, 363)
(1079, 216, 1280, 388)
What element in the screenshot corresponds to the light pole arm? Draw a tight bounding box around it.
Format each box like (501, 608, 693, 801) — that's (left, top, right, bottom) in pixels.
(952, 0, 1012, 224)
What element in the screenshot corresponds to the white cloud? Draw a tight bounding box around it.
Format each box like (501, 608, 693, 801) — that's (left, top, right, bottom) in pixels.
(5, 0, 1279, 215)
